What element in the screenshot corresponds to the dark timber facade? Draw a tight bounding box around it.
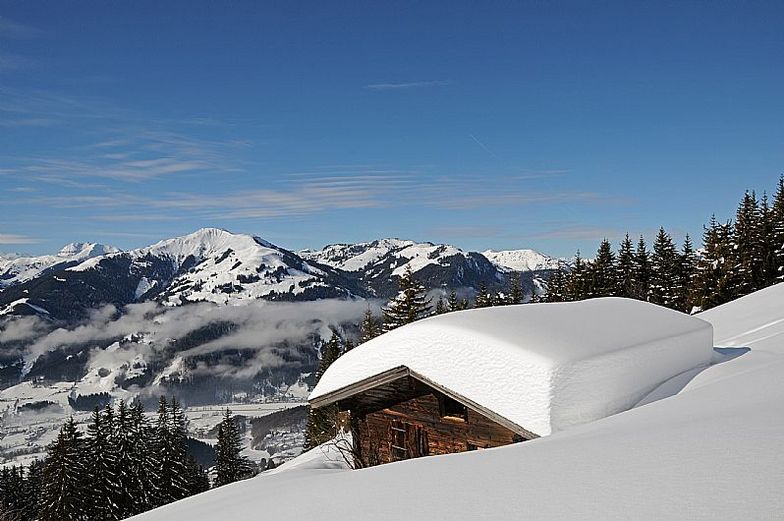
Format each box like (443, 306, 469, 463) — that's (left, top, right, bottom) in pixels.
(309, 366, 538, 468)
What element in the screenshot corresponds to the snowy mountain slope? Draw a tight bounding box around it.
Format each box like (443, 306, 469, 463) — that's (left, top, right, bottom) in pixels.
(133, 283, 784, 521)
(0, 229, 365, 320)
(300, 238, 502, 296)
(482, 248, 563, 272)
(0, 242, 119, 289)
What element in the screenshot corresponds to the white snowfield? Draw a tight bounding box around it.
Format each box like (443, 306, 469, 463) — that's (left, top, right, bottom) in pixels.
(311, 298, 714, 436)
(482, 248, 562, 272)
(133, 284, 784, 521)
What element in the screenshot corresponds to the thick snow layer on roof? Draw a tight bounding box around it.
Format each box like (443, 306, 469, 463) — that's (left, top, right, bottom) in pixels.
(310, 298, 714, 435)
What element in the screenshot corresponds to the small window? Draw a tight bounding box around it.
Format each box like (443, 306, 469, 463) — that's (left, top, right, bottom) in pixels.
(440, 395, 467, 421)
(391, 421, 407, 460)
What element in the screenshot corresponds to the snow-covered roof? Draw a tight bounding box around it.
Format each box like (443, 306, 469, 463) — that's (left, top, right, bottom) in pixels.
(310, 298, 714, 436)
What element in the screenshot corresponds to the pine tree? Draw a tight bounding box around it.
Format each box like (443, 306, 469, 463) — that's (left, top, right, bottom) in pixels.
(214, 409, 252, 488)
(303, 334, 342, 450)
(84, 407, 121, 521)
(359, 307, 380, 343)
(691, 216, 734, 311)
(507, 272, 524, 305)
(473, 282, 493, 308)
(108, 400, 136, 518)
(770, 175, 784, 281)
(649, 228, 680, 308)
(633, 236, 651, 301)
(588, 239, 617, 297)
(39, 418, 88, 521)
(435, 297, 448, 314)
(733, 191, 764, 295)
(382, 266, 432, 331)
(678, 234, 698, 312)
(544, 266, 568, 302)
(566, 251, 588, 301)
(616, 234, 635, 298)
(759, 192, 778, 286)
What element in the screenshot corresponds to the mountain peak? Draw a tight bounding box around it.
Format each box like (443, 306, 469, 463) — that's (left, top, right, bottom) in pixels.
(58, 242, 119, 258)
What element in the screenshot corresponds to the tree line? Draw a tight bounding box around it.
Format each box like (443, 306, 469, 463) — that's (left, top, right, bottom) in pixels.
(545, 177, 784, 312)
(0, 398, 253, 520)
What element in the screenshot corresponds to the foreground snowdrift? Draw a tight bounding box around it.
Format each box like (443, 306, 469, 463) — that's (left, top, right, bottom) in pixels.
(134, 285, 784, 520)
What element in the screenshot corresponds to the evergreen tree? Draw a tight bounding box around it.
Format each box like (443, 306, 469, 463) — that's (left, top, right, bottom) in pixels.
(303, 334, 342, 450)
(759, 192, 778, 286)
(84, 407, 121, 521)
(447, 290, 460, 311)
(770, 175, 784, 281)
(649, 228, 680, 308)
(588, 239, 617, 297)
(566, 251, 588, 301)
(692, 216, 735, 311)
(544, 266, 568, 302)
(359, 307, 380, 343)
(678, 234, 698, 312)
(616, 234, 635, 298)
(382, 266, 432, 331)
(507, 272, 524, 305)
(633, 236, 651, 301)
(473, 282, 493, 308)
(39, 418, 88, 521)
(435, 297, 448, 314)
(214, 409, 252, 488)
(733, 191, 764, 295)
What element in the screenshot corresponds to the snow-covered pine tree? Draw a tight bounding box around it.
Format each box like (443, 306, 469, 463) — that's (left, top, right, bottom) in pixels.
(84, 406, 121, 521)
(616, 234, 635, 298)
(128, 401, 159, 513)
(759, 192, 778, 286)
(109, 400, 137, 518)
(214, 409, 253, 488)
(679, 234, 698, 312)
(382, 266, 432, 331)
(303, 334, 342, 450)
(544, 266, 568, 302)
(39, 418, 88, 521)
(649, 228, 680, 309)
(435, 297, 448, 314)
(359, 307, 381, 343)
(633, 236, 651, 301)
(771, 175, 784, 281)
(566, 251, 588, 301)
(733, 191, 764, 296)
(473, 282, 493, 308)
(588, 239, 617, 297)
(507, 272, 523, 305)
(691, 216, 734, 311)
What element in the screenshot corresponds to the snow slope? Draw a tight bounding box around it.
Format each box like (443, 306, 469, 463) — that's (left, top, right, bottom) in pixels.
(0, 242, 118, 288)
(133, 283, 784, 521)
(482, 248, 562, 272)
(311, 298, 713, 436)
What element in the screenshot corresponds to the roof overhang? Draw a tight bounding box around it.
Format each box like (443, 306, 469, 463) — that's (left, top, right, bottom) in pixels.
(309, 365, 539, 439)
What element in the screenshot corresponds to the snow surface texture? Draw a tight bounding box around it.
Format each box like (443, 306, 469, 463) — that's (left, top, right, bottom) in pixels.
(482, 248, 562, 272)
(310, 298, 714, 436)
(131, 283, 784, 521)
(0, 242, 118, 288)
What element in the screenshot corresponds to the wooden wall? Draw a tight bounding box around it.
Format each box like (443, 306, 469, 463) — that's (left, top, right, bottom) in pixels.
(351, 391, 524, 467)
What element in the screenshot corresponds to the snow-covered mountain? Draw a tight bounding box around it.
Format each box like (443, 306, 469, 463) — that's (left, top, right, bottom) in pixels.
(0, 242, 119, 289)
(300, 238, 502, 296)
(0, 228, 364, 320)
(482, 248, 563, 272)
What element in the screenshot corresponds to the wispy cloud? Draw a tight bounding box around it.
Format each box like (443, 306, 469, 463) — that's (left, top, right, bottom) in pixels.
(0, 18, 44, 39)
(0, 233, 39, 244)
(365, 80, 451, 90)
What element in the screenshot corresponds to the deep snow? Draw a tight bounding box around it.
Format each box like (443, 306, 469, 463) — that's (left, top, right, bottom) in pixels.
(311, 298, 713, 435)
(133, 284, 784, 520)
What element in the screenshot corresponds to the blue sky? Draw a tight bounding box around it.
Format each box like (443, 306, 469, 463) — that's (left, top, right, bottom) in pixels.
(1, 1, 782, 258)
